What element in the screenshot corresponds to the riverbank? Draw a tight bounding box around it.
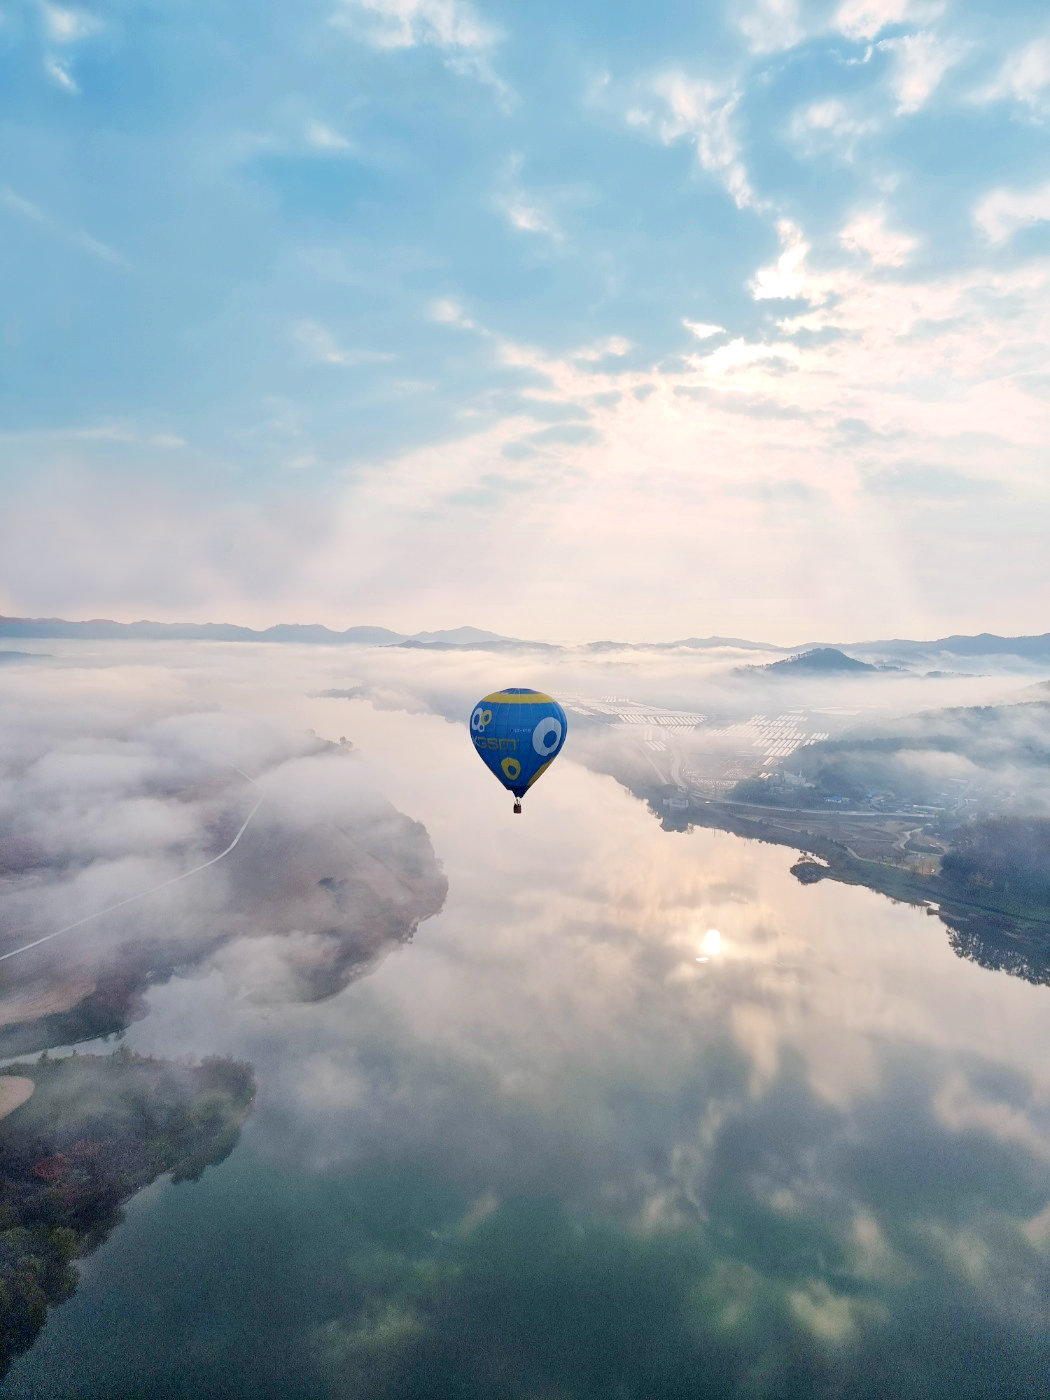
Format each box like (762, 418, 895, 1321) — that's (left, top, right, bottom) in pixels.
(0, 1051, 255, 1377)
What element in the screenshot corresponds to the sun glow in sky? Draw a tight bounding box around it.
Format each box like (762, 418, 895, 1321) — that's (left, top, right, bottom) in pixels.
(2, 0, 1049, 640)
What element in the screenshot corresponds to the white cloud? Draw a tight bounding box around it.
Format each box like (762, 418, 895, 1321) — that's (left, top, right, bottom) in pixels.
(839, 208, 916, 265)
(788, 29, 962, 150)
(397, 218, 1050, 626)
(683, 320, 726, 341)
(694, 336, 800, 376)
(304, 120, 353, 152)
(573, 335, 632, 361)
(787, 98, 879, 158)
(0, 423, 185, 448)
(974, 36, 1050, 112)
(735, 0, 804, 55)
(44, 55, 78, 92)
(501, 197, 561, 241)
(333, 0, 496, 51)
(332, 0, 510, 103)
(974, 179, 1050, 244)
(877, 30, 965, 114)
(41, 4, 102, 44)
(428, 297, 478, 330)
(255, 211, 1050, 645)
(494, 159, 564, 242)
(633, 73, 756, 210)
(750, 219, 810, 299)
(833, 0, 944, 43)
(293, 320, 394, 367)
(0, 185, 124, 265)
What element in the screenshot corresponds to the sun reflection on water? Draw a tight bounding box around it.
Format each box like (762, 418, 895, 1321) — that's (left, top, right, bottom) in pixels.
(696, 928, 721, 962)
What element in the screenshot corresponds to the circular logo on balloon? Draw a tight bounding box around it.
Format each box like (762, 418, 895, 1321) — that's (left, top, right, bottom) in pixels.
(471, 707, 493, 732)
(532, 716, 563, 756)
(501, 756, 522, 780)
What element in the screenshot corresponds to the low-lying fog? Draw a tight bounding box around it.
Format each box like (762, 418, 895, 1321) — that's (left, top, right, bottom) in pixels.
(3, 636, 1046, 996)
(2, 638, 1050, 1399)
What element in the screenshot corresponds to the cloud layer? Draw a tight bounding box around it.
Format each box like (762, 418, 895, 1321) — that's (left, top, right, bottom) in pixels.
(0, 654, 447, 1048)
(2, 1, 1049, 637)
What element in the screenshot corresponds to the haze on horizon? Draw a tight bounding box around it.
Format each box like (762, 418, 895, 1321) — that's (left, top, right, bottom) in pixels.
(2, 0, 1049, 643)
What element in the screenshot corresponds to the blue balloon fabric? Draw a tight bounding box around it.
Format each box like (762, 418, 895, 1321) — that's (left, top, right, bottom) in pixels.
(469, 688, 567, 801)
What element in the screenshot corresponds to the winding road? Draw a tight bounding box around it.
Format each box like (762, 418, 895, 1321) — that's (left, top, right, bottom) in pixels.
(0, 796, 264, 965)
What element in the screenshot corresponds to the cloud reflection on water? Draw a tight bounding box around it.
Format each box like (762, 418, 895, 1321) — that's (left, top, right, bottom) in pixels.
(4, 642, 1050, 1397)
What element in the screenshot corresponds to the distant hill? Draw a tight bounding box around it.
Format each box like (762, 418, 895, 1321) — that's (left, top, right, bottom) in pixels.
(0, 618, 785, 655)
(850, 632, 1050, 664)
(0, 616, 400, 644)
(1, 616, 1047, 663)
(751, 648, 877, 675)
(0, 650, 46, 664)
(585, 636, 785, 654)
(0, 616, 262, 642)
(397, 637, 560, 654)
(0, 615, 554, 651)
(262, 624, 405, 644)
(409, 627, 507, 645)
(0, 617, 521, 647)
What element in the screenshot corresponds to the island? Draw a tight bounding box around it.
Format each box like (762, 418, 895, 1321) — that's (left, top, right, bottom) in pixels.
(0, 1050, 255, 1378)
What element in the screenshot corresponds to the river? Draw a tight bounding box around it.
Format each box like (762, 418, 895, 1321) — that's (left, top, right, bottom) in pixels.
(4, 689, 1050, 1398)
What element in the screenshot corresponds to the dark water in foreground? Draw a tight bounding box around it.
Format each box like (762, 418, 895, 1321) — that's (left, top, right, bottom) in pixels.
(5, 702, 1050, 1398)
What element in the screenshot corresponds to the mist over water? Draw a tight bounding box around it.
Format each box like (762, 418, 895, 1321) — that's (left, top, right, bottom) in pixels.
(3, 642, 1050, 1398)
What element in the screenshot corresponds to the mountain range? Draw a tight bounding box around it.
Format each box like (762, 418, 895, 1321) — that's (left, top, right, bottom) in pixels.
(0, 617, 495, 647)
(2, 616, 1049, 667)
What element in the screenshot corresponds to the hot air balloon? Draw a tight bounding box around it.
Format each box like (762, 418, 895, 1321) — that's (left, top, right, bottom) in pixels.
(469, 688, 567, 813)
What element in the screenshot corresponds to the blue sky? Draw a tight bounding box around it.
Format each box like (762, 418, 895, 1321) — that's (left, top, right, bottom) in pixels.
(2, 0, 1049, 641)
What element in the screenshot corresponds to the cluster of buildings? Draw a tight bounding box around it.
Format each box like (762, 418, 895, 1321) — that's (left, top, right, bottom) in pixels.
(701, 714, 831, 767)
(565, 697, 835, 793)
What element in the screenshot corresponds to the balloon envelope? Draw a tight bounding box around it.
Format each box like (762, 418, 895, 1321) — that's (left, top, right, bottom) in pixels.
(469, 688, 567, 799)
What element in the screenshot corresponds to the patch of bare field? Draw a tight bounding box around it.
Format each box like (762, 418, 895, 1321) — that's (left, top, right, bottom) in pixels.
(0, 975, 96, 1029)
(0, 1076, 34, 1119)
(848, 839, 908, 863)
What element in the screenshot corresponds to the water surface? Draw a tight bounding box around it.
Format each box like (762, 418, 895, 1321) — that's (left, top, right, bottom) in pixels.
(5, 696, 1050, 1398)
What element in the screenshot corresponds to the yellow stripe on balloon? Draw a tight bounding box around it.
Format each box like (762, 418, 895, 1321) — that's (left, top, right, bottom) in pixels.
(527, 758, 554, 788)
(482, 691, 555, 705)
